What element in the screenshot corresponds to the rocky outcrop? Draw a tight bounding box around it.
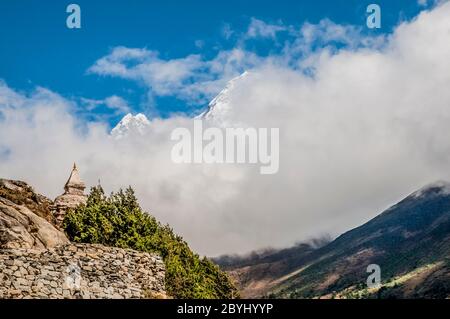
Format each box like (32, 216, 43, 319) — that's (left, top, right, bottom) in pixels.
(0, 243, 166, 299)
(0, 196, 69, 250)
(0, 179, 54, 223)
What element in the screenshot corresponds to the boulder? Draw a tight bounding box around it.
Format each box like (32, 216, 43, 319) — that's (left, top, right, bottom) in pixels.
(0, 180, 69, 249)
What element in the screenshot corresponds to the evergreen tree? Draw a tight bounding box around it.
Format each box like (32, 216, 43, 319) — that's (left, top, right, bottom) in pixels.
(63, 185, 238, 299)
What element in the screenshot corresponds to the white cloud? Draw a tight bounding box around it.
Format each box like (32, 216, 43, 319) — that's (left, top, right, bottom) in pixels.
(246, 18, 286, 39)
(194, 40, 205, 49)
(2, 3, 450, 257)
(222, 23, 234, 40)
(87, 18, 386, 109)
(81, 95, 130, 114)
(417, 0, 449, 7)
(88, 46, 261, 106)
(103, 95, 130, 113)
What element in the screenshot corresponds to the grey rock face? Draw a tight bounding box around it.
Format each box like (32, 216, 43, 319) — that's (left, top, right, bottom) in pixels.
(0, 197, 69, 250)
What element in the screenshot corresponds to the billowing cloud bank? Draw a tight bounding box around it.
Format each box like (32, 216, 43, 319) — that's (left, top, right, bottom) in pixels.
(1, 3, 450, 256)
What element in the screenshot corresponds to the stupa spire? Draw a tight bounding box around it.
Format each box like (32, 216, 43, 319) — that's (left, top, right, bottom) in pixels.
(64, 163, 85, 194)
(52, 163, 88, 228)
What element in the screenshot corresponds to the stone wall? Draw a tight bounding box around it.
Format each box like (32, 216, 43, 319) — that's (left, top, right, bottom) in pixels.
(0, 244, 166, 299)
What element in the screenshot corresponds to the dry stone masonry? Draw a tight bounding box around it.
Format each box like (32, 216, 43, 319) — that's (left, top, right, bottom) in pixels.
(0, 243, 166, 299)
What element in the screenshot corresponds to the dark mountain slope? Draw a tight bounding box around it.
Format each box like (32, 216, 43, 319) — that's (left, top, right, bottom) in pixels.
(214, 241, 325, 298)
(219, 182, 450, 299)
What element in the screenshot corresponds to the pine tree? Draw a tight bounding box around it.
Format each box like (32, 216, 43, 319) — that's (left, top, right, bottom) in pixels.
(63, 185, 238, 299)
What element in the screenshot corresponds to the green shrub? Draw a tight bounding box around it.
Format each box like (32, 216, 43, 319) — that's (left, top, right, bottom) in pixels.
(63, 185, 238, 299)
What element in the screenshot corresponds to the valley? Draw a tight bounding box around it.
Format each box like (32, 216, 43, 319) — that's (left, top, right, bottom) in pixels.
(215, 182, 450, 299)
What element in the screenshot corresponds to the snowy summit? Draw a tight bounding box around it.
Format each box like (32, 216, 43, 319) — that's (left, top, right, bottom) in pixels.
(111, 113, 151, 139)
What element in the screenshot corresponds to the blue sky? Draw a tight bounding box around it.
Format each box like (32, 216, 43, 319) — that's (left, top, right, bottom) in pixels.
(0, 0, 430, 127)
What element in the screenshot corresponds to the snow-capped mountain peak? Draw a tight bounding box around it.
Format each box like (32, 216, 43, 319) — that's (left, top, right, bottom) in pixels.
(111, 113, 151, 139)
(111, 72, 249, 138)
(198, 71, 250, 122)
